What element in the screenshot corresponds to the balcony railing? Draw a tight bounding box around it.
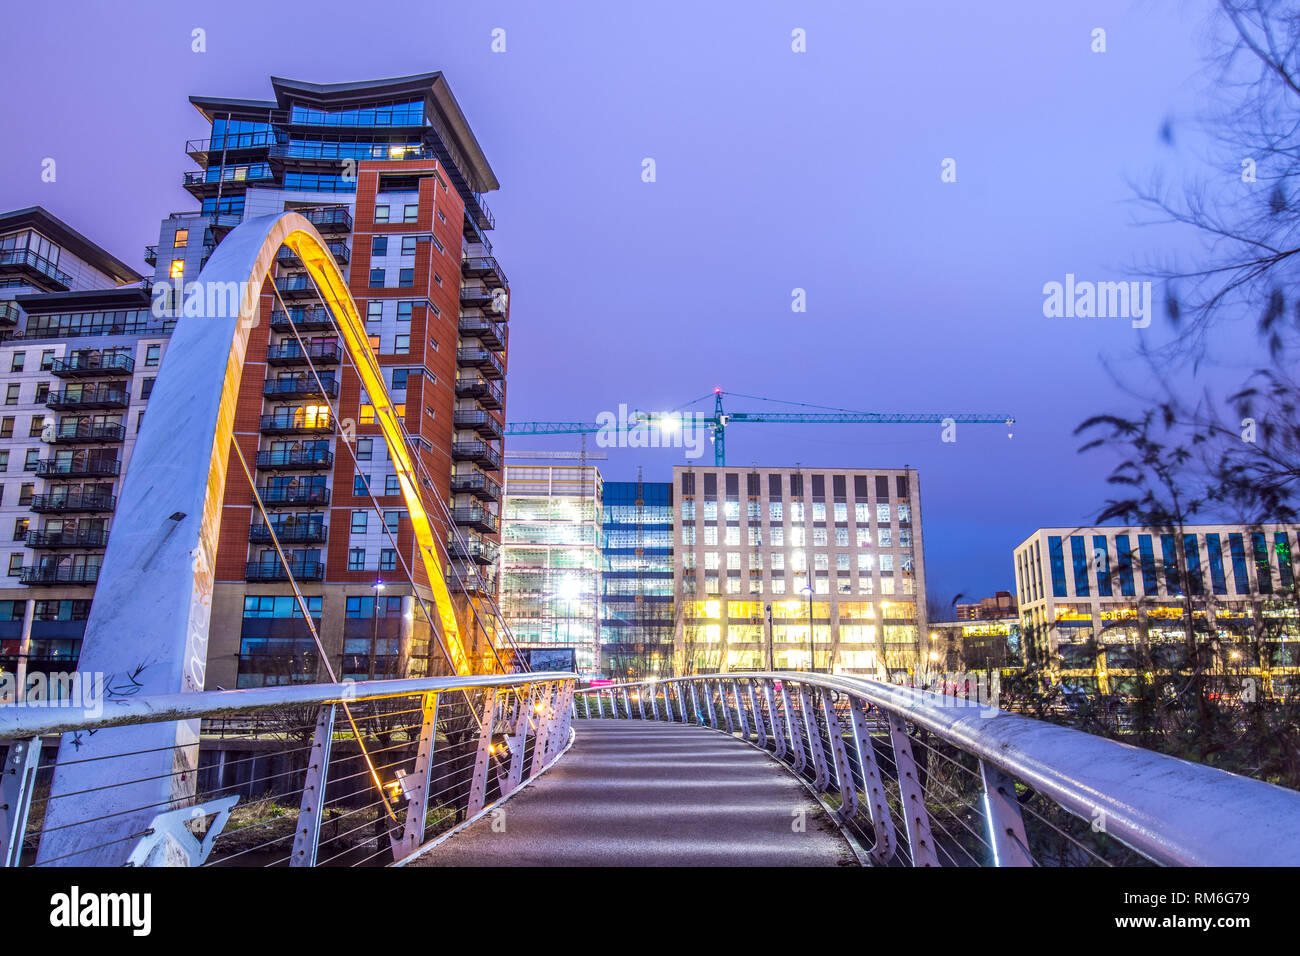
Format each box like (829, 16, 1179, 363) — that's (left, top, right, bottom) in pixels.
(452, 440, 502, 471)
(451, 505, 499, 534)
(465, 192, 495, 231)
(35, 458, 121, 478)
(273, 276, 319, 298)
(143, 245, 158, 266)
(453, 408, 503, 439)
(29, 491, 117, 513)
(450, 470, 502, 501)
(276, 241, 350, 267)
(245, 560, 324, 582)
(45, 387, 129, 410)
(263, 376, 339, 400)
(259, 413, 334, 435)
(249, 523, 328, 544)
(454, 375, 503, 409)
(457, 346, 504, 379)
(256, 486, 330, 507)
(270, 307, 336, 332)
(298, 205, 353, 233)
(27, 529, 109, 549)
(265, 342, 343, 366)
(0, 248, 72, 289)
(48, 420, 126, 443)
(457, 313, 505, 349)
(20, 564, 100, 585)
(461, 256, 508, 289)
(254, 448, 334, 470)
(50, 352, 135, 377)
(447, 535, 498, 565)
(0, 301, 18, 326)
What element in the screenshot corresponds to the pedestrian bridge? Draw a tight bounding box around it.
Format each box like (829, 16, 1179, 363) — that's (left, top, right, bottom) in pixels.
(4, 670, 1300, 867)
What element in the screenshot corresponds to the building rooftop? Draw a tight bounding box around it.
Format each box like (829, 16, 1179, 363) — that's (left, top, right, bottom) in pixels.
(0, 206, 142, 286)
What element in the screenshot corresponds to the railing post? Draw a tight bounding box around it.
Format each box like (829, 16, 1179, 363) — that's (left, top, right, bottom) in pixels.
(980, 760, 1033, 866)
(650, 685, 661, 721)
(636, 687, 647, 720)
(466, 690, 498, 816)
(821, 692, 857, 818)
(606, 688, 617, 718)
(662, 684, 673, 722)
(550, 682, 574, 761)
(689, 681, 703, 724)
(622, 688, 632, 719)
(530, 683, 555, 778)
(718, 680, 735, 734)
(675, 684, 686, 723)
(848, 698, 896, 865)
(290, 703, 335, 867)
(731, 680, 750, 739)
(765, 682, 786, 759)
(1, 736, 41, 867)
(392, 692, 439, 858)
(703, 680, 718, 728)
(780, 682, 805, 772)
(887, 713, 939, 867)
(799, 685, 830, 791)
(498, 689, 530, 799)
(749, 682, 767, 749)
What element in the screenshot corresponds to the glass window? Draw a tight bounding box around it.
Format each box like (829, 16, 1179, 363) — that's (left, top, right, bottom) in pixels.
(380, 549, 396, 571)
(367, 300, 383, 322)
(1228, 533, 1251, 594)
(1092, 534, 1112, 597)
(393, 334, 409, 354)
(145, 344, 161, 367)
(374, 205, 390, 223)
(369, 268, 385, 287)
(173, 229, 188, 248)
(1205, 533, 1227, 595)
(169, 259, 184, 279)
(9, 353, 22, 373)
(1138, 535, 1159, 595)
(396, 301, 413, 322)
(353, 475, 369, 496)
(398, 268, 414, 288)
(1047, 536, 1068, 598)
(356, 438, 373, 461)
(351, 511, 367, 534)
(348, 548, 365, 570)
(5, 384, 18, 405)
(403, 204, 418, 223)
(371, 236, 388, 256)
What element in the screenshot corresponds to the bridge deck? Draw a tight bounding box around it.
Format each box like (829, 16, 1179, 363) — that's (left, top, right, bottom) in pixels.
(407, 720, 856, 867)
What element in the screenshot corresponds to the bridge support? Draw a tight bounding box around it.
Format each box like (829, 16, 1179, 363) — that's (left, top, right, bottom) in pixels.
(980, 760, 1032, 867)
(1, 736, 40, 867)
(291, 704, 336, 867)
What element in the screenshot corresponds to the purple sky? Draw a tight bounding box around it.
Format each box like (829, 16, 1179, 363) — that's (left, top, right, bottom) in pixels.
(0, 0, 1220, 604)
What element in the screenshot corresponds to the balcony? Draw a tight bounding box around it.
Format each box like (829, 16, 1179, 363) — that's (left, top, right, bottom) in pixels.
(249, 523, 328, 545)
(266, 342, 342, 367)
(245, 560, 324, 583)
(36, 458, 121, 478)
(263, 375, 338, 401)
(259, 412, 334, 435)
(457, 313, 504, 350)
(454, 374, 503, 410)
(27, 529, 109, 549)
(447, 535, 498, 565)
(50, 351, 135, 378)
(451, 504, 499, 534)
(0, 248, 72, 291)
(450, 470, 502, 501)
(182, 167, 276, 197)
(273, 275, 319, 299)
(459, 285, 498, 311)
(452, 440, 501, 471)
(20, 564, 100, 586)
(0, 301, 19, 327)
(48, 419, 126, 443)
(270, 307, 336, 332)
(143, 244, 157, 266)
(276, 241, 350, 268)
(465, 192, 495, 231)
(256, 486, 330, 507)
(453, 408, 503, 440)
(461, 255, 508, 289)
(457, 346, 504, 380)
(299, 205, 353, 234)
(30, 491, 116, 514)
(255, 448, 334, 470)
(185, 133, 275, 165)
(45, 387, 129, 411)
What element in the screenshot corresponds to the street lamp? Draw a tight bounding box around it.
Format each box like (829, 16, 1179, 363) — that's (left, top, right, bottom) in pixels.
(802, 584, 815, 673)
(369, 578, 385, 681)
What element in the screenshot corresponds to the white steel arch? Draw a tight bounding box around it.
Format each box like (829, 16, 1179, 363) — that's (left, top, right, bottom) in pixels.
(37, 212, 469, 865)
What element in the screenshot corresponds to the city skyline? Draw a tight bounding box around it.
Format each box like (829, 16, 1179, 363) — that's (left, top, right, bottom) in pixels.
(0, 0, 1232, 601)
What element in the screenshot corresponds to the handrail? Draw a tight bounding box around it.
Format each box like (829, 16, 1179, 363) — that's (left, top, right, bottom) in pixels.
(576, 671, 1300, 867)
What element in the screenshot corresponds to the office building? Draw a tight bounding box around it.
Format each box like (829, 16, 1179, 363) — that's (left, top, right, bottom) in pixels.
(672, 466, 927, 677)
(600, 478, 673, 680)
(955, 590, 1017, 621)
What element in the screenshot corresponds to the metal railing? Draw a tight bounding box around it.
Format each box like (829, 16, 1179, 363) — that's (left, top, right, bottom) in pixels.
(0, 672, 575, 867)
(573, 672, 1300, 867)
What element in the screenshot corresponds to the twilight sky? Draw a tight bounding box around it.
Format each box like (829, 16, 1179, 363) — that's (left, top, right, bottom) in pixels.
(0, 0, 1225, 603)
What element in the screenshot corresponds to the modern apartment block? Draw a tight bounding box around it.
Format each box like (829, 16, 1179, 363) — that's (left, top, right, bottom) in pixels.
(672, 466, 927, 677)
(600, 478, 674, 680)
(0, 207, 147, 694)
(955, 590, 1017, 621)
(1014, 524, 1300, 693)
(498, 465, 602, 675)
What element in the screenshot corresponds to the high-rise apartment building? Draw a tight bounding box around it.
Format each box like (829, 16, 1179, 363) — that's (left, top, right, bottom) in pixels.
(498, 465, 602, 674)
(600, 478, 674, 680)
(672, 466, 927, 677)
(0, 207, 147, 695)
(1014, 524, 1300, 693)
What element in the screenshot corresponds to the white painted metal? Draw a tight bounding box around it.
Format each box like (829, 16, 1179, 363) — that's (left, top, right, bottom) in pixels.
(731, 681, 750, 739)
(703, 681, 718, 728)
(530, 683, 556, 779)
(980, 759, 1033, 867)
(748, 682, 767, 750)
(466, 691, 498, 816)
(764, 682, 786, 759)
(126, 796, 238, 867)
(887, 712, 939, 867)
(799, 685, 830, 792)
(393, 693, 441, 857)
(821, 692, 857, 819)
(848, 697, 896, 864)
(780, 681, 806, 773)
(622, 688, 632, 719)
(650, 685, 660, 721)
(291, 704, 337, 867)
(1, 737, 40, 867)
(718, 680, 735, 734)
(689, 682, 703, 724)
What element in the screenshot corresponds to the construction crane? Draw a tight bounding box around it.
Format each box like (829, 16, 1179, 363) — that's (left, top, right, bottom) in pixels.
(503, 389, 1015, 466)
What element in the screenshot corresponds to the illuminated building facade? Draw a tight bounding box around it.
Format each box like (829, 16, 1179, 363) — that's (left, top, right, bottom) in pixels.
(672, 466, 927, 678)
(152, 72, 508, 687)
(499, 465, 602, 675)
(1014, 524, 1300, 693)
(600, 479, 673, 680)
